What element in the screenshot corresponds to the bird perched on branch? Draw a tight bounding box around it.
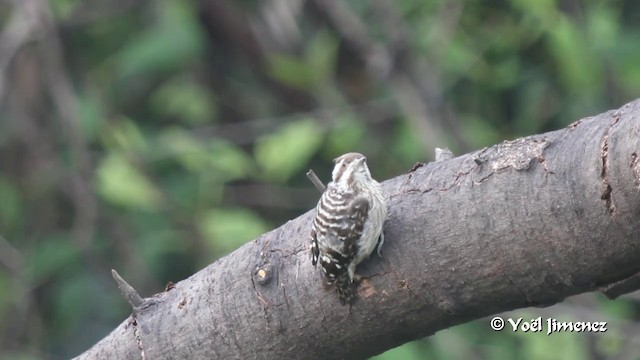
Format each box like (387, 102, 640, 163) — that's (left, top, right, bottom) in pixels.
(310, 152, 387, 304)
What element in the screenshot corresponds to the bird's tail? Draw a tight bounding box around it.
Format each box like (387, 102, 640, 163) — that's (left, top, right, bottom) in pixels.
(335, 273, 355, 305)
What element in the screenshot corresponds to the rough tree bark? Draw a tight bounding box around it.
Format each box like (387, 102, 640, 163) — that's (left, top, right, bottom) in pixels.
(75, 99, 640, 359)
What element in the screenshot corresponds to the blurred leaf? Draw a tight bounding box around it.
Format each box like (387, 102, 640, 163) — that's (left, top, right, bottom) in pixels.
(0, 271, 9, 321)
(51, 273, 92, 331)
(77, 92, 105, 141)
(267, 54, 314, 89)
(1, 353, 41, 360)
(150, 76, 217, 125)
(135, 223, 190, 276)
(511, 0, 558, 27)
(392, 120, 426, 161)
(267, 31, 338, 89)
(51, 0, 80, 20)
(208, 140, 255, 182)
(596, 330, 623, 358)
(158, 128, 254, 181)
(509, 311, 587, 360)
(491, 56, 520, 89)
(160, 171, 204, 211)
(255, 118, 323, 182)
(158, 127, 209, 172)
(114, 0, 204, 78)
(547, 16, 601, 92)
(523, 327, 586, 360)
(586, 4, 619, 52)
(96, 153, 162, 210)
(613, 32, 640, 95)
(459, 113, 502, 148)
(325, 115, 365, 155)
(198, 208, 269, 254)
(444, 38, 479, 79)
(514, 79, 556, 135)
(431, 325, 477, 359)
(28, 235, 78, 284)
(0, 176, 21, 231)
(485, 327, 519, 359)
(101, 118, 148, 154)
(306, 30, 339, 85)
(598, 296, 635, 318)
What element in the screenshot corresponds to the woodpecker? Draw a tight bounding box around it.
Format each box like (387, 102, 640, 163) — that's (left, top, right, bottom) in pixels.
(310, 152, 387, 304)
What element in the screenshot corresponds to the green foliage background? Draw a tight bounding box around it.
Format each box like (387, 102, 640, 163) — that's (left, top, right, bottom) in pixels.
(0, 0, 639, 358)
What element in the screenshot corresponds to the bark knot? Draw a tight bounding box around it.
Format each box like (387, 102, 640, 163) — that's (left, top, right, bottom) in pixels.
(254, 263, 274, 286)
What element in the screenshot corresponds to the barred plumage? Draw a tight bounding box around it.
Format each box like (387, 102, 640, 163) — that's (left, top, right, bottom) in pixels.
(310, 152, 387, 305)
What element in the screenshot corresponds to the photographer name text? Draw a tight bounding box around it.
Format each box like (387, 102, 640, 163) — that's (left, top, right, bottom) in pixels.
(490, 316, 607, 335)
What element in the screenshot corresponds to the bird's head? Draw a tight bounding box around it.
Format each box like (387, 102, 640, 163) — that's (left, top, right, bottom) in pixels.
(331, 152, 372, 187)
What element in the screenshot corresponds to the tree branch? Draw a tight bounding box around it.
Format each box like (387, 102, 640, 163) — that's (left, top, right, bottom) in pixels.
(74, 99, 640, 359)
(306, 169, 326, 193)
(111, 269, 144, 310)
